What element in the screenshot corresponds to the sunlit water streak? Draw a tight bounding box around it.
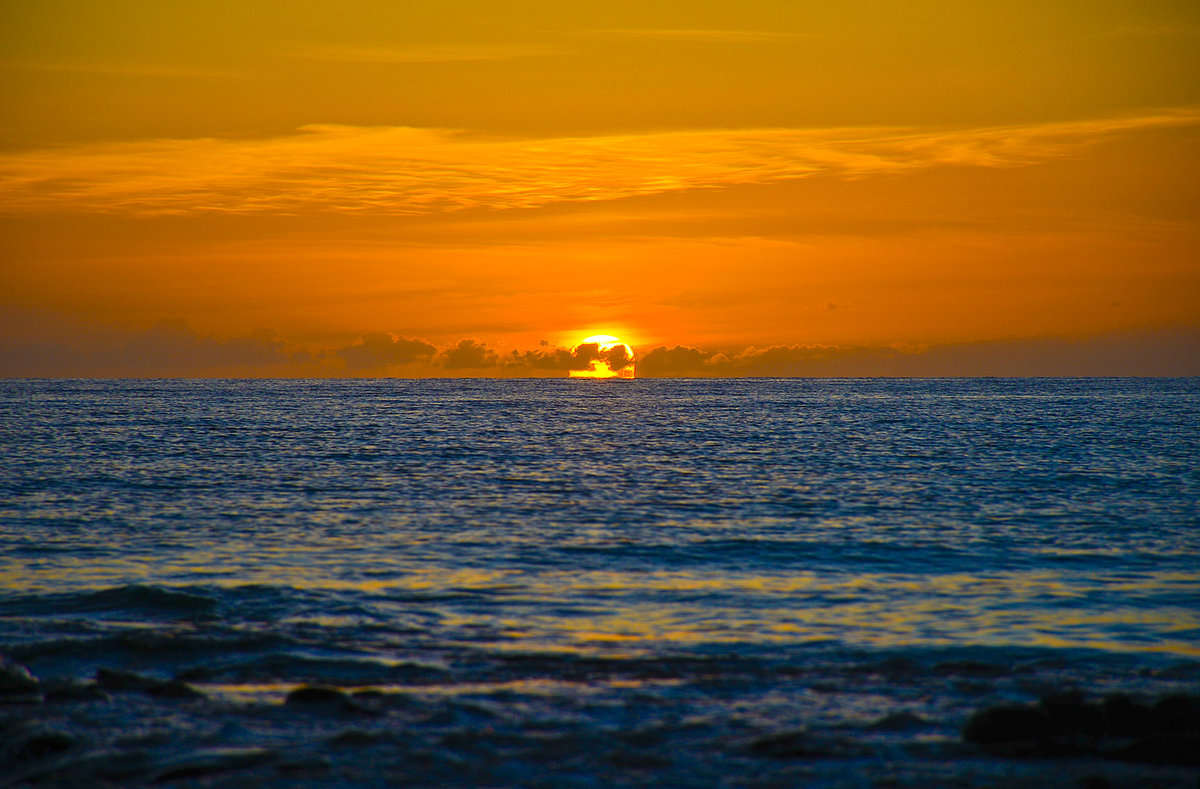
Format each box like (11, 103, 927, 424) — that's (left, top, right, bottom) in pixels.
(1, 378, 1198, 786)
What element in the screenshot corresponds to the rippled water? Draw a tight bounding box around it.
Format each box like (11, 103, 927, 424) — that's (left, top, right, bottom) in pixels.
(1, 378, 1198, 787)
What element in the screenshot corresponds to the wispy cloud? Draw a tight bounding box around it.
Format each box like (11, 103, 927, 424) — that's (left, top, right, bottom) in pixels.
(0, 60, 241, 79)
(286, 42, 564, 64)
(585, 28, 817, 43)
(1, 109, 1196, 216)
(1088, 23, 1200, 41)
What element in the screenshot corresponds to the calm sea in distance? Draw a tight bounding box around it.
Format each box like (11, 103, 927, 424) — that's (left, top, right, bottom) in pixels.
(1, 378, 1198, 787)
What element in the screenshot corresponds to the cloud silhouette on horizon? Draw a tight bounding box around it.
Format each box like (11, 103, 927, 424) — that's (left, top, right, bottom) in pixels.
(439, 338, 499, 370)
(2, 311, 1197, 378)
(636, 345, 712, 376)
(634, 330, 1200, 377)
(337, 331, 436, 369)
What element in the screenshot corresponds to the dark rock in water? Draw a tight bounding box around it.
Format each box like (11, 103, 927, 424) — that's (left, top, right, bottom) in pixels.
(42, 677, 110, 703)
(963, 700, 1092, 759)
(746, 730, 837, 759)
(980, 735, 1089, 759)
(1147, 693, 1200, 732)
(0, 657, 42, 704)
(96, 668, 203, 699)
(868, 711, 928, 731)
(96, 667, 159, 691)
(2, 724, 78, 763)
(934, 660, 1008, 677)
(963, 705, 1055, 744)
(345, 689, 390, 715)
(1100, 693, 1150, 736)
(285, 685, 351, 707)
(964, 690, 1200, 766)
(1076, 776, 1112, 789)
(1040, 690, 1102, 737)
(1113, 733, 1200, 766)
(146, 679, 205, 700)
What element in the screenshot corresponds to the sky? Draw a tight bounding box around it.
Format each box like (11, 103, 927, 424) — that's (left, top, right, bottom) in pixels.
(1, 0, 1198, 376)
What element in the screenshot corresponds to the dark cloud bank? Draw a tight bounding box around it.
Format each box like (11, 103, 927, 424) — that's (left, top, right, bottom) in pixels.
(635, 333, 1200, 377)
(1, 312, 1197, 377)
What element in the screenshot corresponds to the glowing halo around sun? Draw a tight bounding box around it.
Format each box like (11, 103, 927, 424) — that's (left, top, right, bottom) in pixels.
(569, 335, 635, 379)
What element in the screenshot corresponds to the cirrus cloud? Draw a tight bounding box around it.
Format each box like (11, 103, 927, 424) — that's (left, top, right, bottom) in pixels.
(2, 109, 1196, 217)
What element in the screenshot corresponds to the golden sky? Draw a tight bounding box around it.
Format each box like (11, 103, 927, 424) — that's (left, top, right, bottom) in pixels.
(1, 0, 1198, 376)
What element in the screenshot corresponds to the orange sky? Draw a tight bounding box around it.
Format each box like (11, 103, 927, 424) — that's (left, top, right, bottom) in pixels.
(1, 0, 1198, 376)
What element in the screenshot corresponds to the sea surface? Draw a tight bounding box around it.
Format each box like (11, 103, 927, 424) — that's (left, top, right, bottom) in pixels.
(1, 378, 1198, 787)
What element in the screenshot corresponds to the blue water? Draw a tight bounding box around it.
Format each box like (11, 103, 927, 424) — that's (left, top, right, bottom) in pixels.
(1, 378, 1198, 786)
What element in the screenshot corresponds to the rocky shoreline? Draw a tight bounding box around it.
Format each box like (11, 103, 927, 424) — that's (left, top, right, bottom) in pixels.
(4, 654, 1199, 788)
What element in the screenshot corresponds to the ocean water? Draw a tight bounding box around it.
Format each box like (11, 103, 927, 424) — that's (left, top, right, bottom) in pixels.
(1, 378, 1198, 787)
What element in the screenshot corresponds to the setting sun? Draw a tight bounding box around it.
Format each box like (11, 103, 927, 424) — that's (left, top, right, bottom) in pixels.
(569, 335, 635, 379)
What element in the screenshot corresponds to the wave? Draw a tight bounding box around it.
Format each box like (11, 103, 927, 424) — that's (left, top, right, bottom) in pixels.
(176, 653, 450, 685)
(0, 584, 218, 620)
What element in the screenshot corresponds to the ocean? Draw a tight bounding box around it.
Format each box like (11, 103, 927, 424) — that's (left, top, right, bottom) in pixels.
(1, 378, 1198, 787)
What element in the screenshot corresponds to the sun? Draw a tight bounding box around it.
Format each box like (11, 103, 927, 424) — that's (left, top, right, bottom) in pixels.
(569, 335, 635, 379)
